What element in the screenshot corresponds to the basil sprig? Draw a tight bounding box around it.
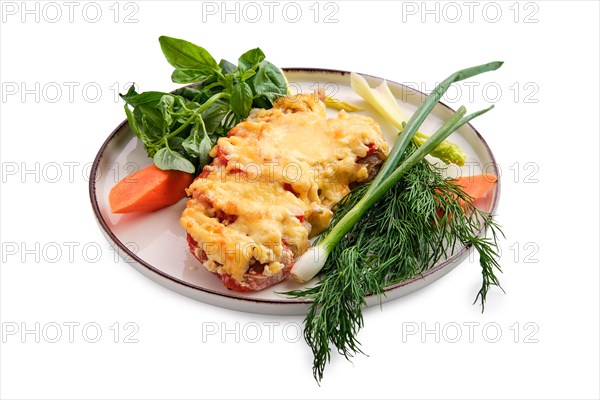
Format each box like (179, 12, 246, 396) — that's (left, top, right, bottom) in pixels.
(121, 36, 288, 174)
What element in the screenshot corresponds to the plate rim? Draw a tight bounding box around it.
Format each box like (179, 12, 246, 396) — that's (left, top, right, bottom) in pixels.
(88, 67, 501, 306)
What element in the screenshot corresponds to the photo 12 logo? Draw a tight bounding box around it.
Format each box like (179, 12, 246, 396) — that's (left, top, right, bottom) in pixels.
(1, 81, 135, 104)
(402, 321, 540, 343)
(1, 161, 140, 184)
(400, 1, 540, 24)
(1, 1, 140, 24)
(199, 1, 340, 23)
(2, 322, 140, 344)
(201, 321, 303, 344)
(401, 81, 540, 104)
(1, 240, 141, 265)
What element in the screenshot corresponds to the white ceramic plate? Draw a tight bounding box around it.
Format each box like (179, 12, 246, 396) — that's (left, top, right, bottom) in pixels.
(89, 68, 500, 315)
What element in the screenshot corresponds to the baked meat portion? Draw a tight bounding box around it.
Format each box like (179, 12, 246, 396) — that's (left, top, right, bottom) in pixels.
(180, 91, 388, 291)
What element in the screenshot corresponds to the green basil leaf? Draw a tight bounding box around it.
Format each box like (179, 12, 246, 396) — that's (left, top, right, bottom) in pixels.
(231, 82, 253, 118)
(122, 89, 171, 138)
(238, 48, 265, 71)
(138, 104, 165, 135)
(134, 104, 163, 142)
(159, 36, 219, 71)
(120, 85, 139, 103)
(128, 106, 161, 157)
(201, 101, 230, 133)
(172, 94, 197, 111)
(222, 110, 238, 131)
(241, 69, 256, 81)
(219, 59, 237, 74)
(197, 132, 213, 168)
(153, 146, 195, 173)
(223, 74, 234, 94)
(182, 132, 201, 159)
(171, 68, 214, 84)
(158, 95, 175, 126)
(182, 128, 213, 171)
(121, 90, 168, 107)
(248, 61, 287, 107)
(124, 104, 144, 141)
(173, 87, 213, 105)
(168, 136, 186, 154)
(172, 86, 203, 101)
(251, 96, 272, 110)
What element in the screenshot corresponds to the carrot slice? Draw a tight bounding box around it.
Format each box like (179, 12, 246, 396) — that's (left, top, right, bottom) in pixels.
(109, 164, 194, 213)
(451, 173, 497, 209)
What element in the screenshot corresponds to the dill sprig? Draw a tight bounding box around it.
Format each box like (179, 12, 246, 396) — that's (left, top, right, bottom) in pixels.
(285, 143, 504, 382)
(286, 62, 505, 382)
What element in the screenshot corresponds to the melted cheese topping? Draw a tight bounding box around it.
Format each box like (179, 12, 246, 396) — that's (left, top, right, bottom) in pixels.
(180, 92, 388, 283)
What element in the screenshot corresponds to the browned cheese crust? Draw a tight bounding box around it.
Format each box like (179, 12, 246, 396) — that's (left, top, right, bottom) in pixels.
(180, 91, 388, 291)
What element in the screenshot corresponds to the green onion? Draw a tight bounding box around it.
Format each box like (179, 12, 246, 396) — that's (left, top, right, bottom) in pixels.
(291, 62, 503, 283)
(367, 61, 503, 188)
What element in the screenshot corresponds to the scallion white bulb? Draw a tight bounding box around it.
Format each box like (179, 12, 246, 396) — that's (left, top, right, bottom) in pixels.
(290, 244, 328, 283)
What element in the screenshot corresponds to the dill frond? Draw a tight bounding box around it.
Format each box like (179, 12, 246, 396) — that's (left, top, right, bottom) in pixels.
(285, 143, 504, 382)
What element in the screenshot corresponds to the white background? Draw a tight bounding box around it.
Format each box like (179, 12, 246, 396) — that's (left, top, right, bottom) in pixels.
(1, 1, 599, 399)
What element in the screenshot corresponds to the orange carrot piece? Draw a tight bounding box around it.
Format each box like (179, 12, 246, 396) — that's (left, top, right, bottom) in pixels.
(109, 164, 194, 214)
(452, 173, 497, 198)
(451, 173, 497, 209)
